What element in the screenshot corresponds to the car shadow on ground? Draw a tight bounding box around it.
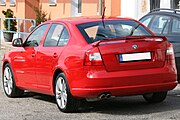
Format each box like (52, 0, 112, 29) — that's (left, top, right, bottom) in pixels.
(22, 92, 56, 103)
(23, 90, 180, 115)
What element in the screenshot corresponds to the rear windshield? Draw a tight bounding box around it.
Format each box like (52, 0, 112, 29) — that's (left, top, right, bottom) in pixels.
(77, 20, 152, 43)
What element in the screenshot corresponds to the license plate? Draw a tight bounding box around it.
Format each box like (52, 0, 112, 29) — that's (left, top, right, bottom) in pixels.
(119, 52, 151, 62)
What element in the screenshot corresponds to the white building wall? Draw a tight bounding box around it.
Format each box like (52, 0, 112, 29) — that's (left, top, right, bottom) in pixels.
(160, 1, 171, 8)
(121, 0, 171, 20)
(137, 0, 150, 19)
(121, 0, 150, 20)
(121, 0, 138, 19)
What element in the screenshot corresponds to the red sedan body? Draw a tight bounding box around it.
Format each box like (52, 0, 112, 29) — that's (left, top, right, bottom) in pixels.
(2, 17, 177, 112)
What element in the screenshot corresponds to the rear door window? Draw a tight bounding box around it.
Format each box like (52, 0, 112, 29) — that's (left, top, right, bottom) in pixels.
(44, 24, 70, 47)
(58, 28, 69, 46)
(44, 24, 64, 46)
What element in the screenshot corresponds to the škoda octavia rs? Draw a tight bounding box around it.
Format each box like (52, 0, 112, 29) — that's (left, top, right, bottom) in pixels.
(2, 17, 177, 112)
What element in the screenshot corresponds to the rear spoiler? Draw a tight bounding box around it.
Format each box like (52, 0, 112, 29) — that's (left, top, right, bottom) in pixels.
(92, 36, 167, 47)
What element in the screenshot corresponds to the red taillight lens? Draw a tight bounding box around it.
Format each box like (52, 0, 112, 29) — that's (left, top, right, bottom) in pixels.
(166, 44, 176, 65)
(166, 44, 174, 60)
(84, 47, 103, 66)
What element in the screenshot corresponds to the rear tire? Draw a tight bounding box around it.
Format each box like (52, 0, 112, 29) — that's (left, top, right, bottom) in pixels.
(143, 91, 167, 103)
(3, 63, 24, 97)
(55, 73, 81, 113)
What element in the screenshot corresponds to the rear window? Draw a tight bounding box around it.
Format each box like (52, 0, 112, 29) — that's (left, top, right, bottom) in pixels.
(77, 20, 152, 43)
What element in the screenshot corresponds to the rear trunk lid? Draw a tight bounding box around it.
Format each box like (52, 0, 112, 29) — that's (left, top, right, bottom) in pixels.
(95, 36, 167, 72)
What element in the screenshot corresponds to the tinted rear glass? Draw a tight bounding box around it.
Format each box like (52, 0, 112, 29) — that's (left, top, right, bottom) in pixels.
(77, 20, 152, 43)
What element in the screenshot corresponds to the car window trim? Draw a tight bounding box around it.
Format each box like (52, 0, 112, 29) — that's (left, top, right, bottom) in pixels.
(43, 23, 70, 47)
(57, 27, 65, 46)
(140, 15, 155, 28)
(23, 23, 50, 48)
(43, 23, 63, 47)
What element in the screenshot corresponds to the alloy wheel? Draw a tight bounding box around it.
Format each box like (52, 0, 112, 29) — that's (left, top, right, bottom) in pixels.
(3, 66, 13, 95)
(56, 76, 68, 109)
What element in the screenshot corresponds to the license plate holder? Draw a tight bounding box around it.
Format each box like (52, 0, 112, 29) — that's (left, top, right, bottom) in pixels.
(119, 52, 151, 62)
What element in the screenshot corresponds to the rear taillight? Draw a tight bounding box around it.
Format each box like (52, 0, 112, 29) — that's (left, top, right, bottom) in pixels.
(166, 44, 175, 62)
(84, 47, 103, 66)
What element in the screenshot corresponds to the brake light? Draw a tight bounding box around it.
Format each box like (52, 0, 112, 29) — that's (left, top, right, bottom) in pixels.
(84, 47, 103, 66)
(166, 44, 175, 61)
(145, 38, 163, 42)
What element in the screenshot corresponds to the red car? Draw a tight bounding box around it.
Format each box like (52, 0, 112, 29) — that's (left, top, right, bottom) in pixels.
(2, 17, 177, 112)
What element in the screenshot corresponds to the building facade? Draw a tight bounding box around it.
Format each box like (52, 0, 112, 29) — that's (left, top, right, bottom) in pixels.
(121, 0, 180, 19)
(0, 0, 179, 23)
(0, 0, 121, 20)
(0, 0, 179, 42)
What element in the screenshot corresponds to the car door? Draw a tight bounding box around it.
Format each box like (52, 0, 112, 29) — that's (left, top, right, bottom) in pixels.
(12, 24, 49, 90)
(35, 23, 70, 94)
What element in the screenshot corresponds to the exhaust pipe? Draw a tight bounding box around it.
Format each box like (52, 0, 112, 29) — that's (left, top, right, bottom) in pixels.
(106, 94, 111, 98)
(86, 93, 112, 102)
(99, 94, 106, 99)
(99, 93, 112, 99)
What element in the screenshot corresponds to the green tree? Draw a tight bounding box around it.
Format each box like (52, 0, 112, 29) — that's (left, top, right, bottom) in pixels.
(2, 9, 17, 31)
(34, 6, 48, 26)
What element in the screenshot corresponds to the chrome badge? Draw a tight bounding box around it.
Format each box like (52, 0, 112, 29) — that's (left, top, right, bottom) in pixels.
(132, 44, 138, 49)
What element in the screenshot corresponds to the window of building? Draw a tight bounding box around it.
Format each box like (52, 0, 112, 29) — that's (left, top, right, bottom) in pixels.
(78, 0, 82, 13)
(10, 0, 16, 6)
(171, 0, 180, 9)
(0, 0, 6, 6)
(150, 0, 160, 10)
(71, 0, 82, 16)
(49, 0, 57, 6)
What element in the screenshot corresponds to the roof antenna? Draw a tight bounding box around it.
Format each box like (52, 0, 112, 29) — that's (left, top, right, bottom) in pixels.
(102, 7, 106, 28)
(102, 6, 106, 20)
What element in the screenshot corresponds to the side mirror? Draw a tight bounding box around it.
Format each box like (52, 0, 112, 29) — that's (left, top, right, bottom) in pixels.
(12, 38, 23, 47)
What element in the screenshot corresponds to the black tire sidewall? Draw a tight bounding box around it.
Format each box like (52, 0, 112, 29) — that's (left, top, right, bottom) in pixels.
(143, 91, 167, 103)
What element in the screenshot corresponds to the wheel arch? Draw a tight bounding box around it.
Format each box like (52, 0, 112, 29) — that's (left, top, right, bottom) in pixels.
(52, 68, 63, 95)
(2, 61, 10, 75)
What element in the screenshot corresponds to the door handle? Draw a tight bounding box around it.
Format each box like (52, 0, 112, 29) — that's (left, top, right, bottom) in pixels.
(53, 53, 58, 58)
(32, 52, 36, 57)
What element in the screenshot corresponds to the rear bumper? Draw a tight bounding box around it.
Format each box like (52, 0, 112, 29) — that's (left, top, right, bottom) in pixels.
(68, 65, 177, 98)
(72, 82, 177, 98)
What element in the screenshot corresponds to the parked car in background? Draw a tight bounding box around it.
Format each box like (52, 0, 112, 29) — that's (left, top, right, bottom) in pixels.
(139, 8, 180, 81)
(2, 17, 177, 113)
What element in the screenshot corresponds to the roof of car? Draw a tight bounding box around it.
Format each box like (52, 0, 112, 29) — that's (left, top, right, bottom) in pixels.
(145, 8, 180, 17)
(46, 16, 135, 25)
(150, 8, 180, 13)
